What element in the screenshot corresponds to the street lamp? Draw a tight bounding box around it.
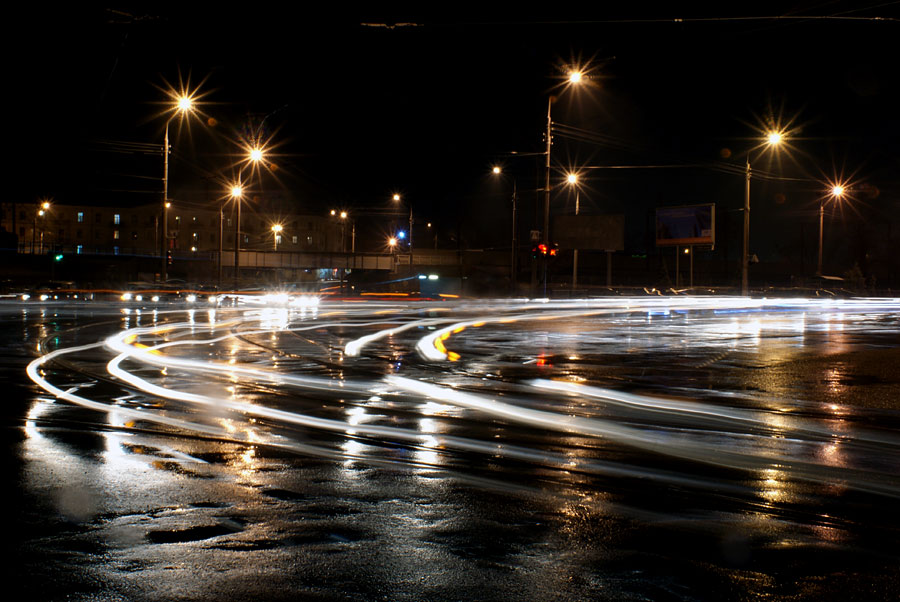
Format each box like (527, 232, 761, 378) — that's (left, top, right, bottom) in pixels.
(271, 223, 283, 251)
(161, 94, 195, 283)
(231, 183, 243, 289)
(566, 173, 580, 291)
(742, 130, 785, 296)
(542, 69, 585, 294)
(491, 166, 519, 292)
(818, 184, 846, 276)
(33, 201, 51, 254)
(392, 193, 413, 254)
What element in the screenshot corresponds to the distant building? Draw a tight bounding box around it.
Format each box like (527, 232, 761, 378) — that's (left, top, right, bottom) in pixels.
(0, 201, 343, 257)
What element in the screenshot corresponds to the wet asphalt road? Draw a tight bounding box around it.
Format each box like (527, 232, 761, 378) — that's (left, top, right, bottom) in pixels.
(7, 295, 900, 601)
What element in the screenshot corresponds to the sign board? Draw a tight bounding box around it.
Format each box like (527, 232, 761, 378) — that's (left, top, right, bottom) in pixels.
(655, 204, 715, 247)
(552, 214, 624, 251)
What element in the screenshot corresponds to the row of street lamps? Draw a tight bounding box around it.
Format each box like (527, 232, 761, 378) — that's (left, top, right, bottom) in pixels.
(157, 73, 849, 294)
(160, 92, 268, 287)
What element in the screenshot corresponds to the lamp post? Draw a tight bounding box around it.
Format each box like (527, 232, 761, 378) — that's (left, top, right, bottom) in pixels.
(271, 224, 283, 251)
(542, 69, 584, 295)
(492, 166, 518, 292)
(161, 95, 195, 283)
(566, 173, 580, 292)
(231, 184, 243, 289)
(818, 184, 845, 276)
(742, 130, 784, 296)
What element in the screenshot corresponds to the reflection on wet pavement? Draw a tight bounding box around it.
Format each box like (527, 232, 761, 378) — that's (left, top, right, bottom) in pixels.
(11, 296, 900, 600)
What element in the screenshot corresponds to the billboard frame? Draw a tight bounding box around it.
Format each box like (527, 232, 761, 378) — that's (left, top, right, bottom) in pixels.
(655, 204, 715, 248)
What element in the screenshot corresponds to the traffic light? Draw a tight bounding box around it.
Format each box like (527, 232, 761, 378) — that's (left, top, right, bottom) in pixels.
(531, 243, 559, 258)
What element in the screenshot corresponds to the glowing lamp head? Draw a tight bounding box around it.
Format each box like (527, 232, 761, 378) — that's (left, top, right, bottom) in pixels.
(38, 210, 45, 217)
(392, 194, 401, 201)
(492, 166, 501, 174)
(388, 237, 397, 247)
(176, 96, 194, 112)
(231, 185, 243, 198)
(340, 211, 347, 219)
(249, 148, 263, 162)
(831, 185, 845, 197)
(568, 70, 583, 84)
(330, 209, 336, 216)
(766, 131, 784, 146)
(41, 201, 50, 210)
(567, 173, 578, 185)
(271, 224, 283, 233)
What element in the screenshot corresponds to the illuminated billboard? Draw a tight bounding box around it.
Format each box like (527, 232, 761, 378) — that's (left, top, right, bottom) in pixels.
(655, 204, 715, 247)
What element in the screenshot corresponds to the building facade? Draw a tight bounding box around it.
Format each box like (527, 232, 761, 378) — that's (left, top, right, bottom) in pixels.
(1, 201, 343, 257)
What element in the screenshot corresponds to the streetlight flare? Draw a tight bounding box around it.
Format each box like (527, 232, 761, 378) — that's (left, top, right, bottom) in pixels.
(271, 224, 283, 233)
(832, 185, 845, 197)
(766, 131, 784, 145)
(176, 96, 194, 112)
(388, 237, 397, 247)
(568, 70, 583, 84)
(567, 173, 578, 185)
(392, 194, 401, 201)
(231, 185, 243, 198)
(340, 211, 348, 219)
(492, 166, 501, 174)
(249, 148, 264, 162)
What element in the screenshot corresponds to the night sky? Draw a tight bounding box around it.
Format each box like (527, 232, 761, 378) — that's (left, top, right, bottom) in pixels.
(6, 4, 900, 260)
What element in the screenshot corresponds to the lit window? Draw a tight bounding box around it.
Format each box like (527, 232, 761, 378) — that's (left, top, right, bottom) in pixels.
(292, 235, 298, 244)
(113, 246, 119, 255)
(77, 212, 84, 223)
(243, 235, 249, 243)
(113, 230, 120, 240)
(275, 235, 282, 244)
(307, 236, 312, 245)
(175, 216, 181, 224)
(113, 214, 120, 225)
(76, 245, 83, 254)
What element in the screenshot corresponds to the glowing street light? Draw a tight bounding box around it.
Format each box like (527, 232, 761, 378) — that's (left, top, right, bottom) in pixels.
(34, 200, 51, 254)
(249, 147, 264, 163)
(161, 93, 196, 282)
(542, 68, 586, 294)
(231, 183, 244, 289)
(491, 165, 519, 292)
(566, 173, 581, 291)
(742, 129, 785, 296)
(392, 193, 413, 256)
(818, 183, 847, 276)
(271, 223, 283, 251)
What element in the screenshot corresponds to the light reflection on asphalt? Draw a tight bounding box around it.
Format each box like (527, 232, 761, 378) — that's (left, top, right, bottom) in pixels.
(14, 295, 900, 600)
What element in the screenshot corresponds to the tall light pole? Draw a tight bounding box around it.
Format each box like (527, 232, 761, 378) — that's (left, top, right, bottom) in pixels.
(271, 224, 283, 251)
(492, 166, 518, 292)
(566, 173, 580, 292)
(392, 193, 413, 265)
(742, 130, 784, 296)
(161, 95, 195, 283)
(818, 184, 845, 276)
(542, 69, 584, 295)
(231, 184, 243, 290)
